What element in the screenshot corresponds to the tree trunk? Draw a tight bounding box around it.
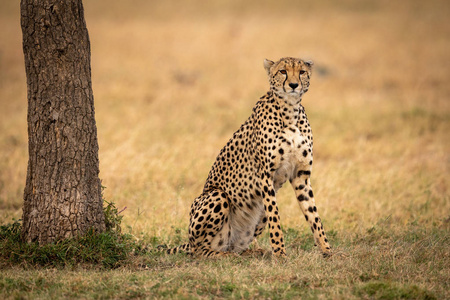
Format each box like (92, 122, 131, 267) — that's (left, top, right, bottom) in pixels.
(20, 0, 105, 244)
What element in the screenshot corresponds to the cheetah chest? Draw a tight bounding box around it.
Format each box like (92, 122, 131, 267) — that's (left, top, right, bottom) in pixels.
(273, 126, 311, 191)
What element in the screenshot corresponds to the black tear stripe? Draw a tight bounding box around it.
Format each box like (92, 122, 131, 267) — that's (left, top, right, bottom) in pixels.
(282, 75, 287, 93)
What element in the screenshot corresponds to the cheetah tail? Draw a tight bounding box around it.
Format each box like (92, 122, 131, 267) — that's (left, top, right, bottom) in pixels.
(157, 243, 191, 255)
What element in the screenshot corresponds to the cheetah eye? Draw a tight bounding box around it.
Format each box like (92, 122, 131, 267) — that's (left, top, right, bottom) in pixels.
(299, 70, 306, 75)
(279, 70, 287, 75)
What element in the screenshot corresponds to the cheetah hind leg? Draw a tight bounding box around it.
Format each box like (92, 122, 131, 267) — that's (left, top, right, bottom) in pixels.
(188, 189, 234, 258)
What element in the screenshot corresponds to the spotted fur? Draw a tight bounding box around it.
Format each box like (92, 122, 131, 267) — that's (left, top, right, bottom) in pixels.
(167, 57, 332, 257)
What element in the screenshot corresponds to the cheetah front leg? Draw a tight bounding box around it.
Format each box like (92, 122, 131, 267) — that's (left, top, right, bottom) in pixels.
(253, 214, 268, 239)
(243, 214, 268, 256)
(291, 170, 332, 257)
(261, 179, 287, 257)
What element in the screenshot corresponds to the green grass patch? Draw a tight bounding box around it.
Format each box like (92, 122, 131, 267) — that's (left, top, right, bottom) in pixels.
(0, 200, 146, 269)
(355, 281, 436, 300)
(0, 220, 138, 269)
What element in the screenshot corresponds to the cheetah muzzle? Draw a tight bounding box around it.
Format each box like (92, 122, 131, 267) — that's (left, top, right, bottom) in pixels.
(166, 57, 332, 258)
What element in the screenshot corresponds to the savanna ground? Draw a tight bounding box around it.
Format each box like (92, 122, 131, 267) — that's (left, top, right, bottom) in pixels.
(1, 0, 449, 299)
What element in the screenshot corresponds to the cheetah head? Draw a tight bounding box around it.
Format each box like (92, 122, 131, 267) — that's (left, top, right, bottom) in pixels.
(264, 57, 313, 104)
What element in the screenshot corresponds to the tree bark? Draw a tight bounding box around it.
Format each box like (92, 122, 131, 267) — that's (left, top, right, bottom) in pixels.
(21, 0, 105, 244)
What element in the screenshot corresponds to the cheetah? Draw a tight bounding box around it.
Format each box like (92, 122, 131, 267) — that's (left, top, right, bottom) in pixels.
(167, 57, 332, 258)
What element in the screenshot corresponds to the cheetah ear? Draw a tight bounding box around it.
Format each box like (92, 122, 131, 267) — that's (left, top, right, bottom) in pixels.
(264, 59, 275, 75)
(304, 60, 314, 67)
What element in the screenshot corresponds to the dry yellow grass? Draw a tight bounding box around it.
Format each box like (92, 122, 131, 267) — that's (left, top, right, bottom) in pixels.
(0, 0, 449, 298)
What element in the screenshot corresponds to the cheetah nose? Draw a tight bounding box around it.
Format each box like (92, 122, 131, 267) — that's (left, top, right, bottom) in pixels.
(289, 83, 299, 90)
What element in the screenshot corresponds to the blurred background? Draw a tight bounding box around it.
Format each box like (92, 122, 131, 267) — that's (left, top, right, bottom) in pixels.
(0, 0, 449, 238)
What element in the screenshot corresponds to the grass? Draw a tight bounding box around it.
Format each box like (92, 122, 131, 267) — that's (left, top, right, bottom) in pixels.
(0, 0, 449, 298)
(0, 221, 447, 299)
(0, 222, 135, 270)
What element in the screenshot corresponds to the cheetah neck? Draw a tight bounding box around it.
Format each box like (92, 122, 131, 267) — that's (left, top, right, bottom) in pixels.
(272, 91, 303, 127)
